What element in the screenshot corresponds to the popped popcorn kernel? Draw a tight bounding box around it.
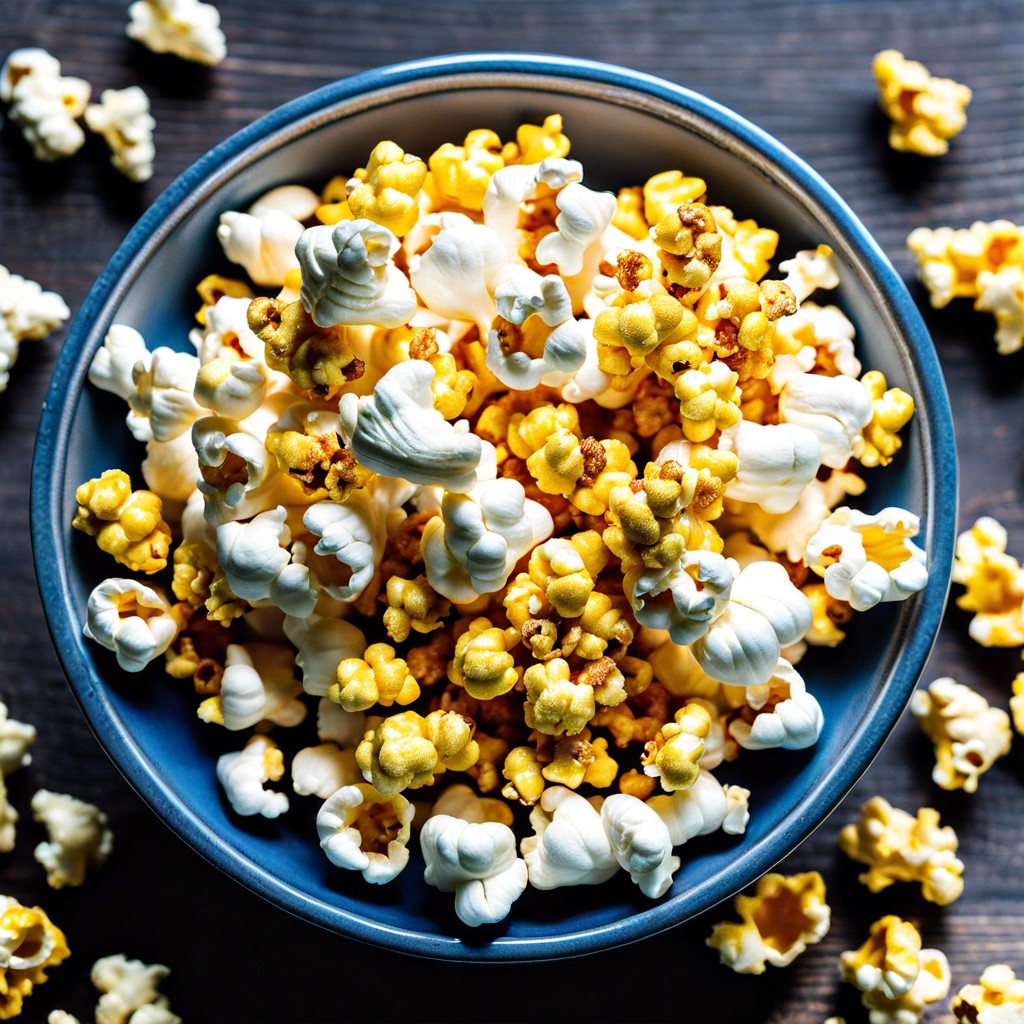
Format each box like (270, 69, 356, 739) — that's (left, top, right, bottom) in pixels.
(84, 85, 155, 183)
(194, 274, 252, 325)
(613, 186, 648, 240)
(675, 360, 743, 443)
(803, 581, 851, 647)
(711, 205, 779, 283)
(171, 540, 246, 626)
(0, 897, 70, 1020)
(347, 141, 427, 238)
(642, 170, 708, 227)
(73, 469, 171, 574)
(911, 676, 1012, 793)
(642, 702, 711, 792)
(30, 790, 113, 889)
(856, 370, 915, 468)
(91, 953, 178, 1024)
(265, 425, 370, 503)
(449, 617, 520, 700)
(216, 734, 289, 818)
(527, 533, 609, 617)
(0, 264, 70, 392)
(977, 264, 1024, 356)
(126, 0, 227, 65)
(873, 49, 971, 156)
(594, 284, 690, 360)
(952, 516, 1024, 647)
(383, 574, 450, 644)
(653, 202, 722, 304)
(706, 871, 830, 974)
(952, 964, 1024, 1024)
(516, 114, 571, 164)
(838, 796, 964, 906)
(330, 643, 420, 713)
(501, 745, 546, 805)
(428, 129, 513, 212)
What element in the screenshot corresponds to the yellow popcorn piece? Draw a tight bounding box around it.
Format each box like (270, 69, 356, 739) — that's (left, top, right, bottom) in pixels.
(526, 428, 589, 496)
(516, 113, 570, 164)
(501, 745, 546, 806)
(952, 517, 1024, 647)
(346, 140, 427, 238)
(642, 702, 711, 793)
(527, 533, 609, 617)
(503, 572, 552, 632)
(315, 175, 353, 226)
(427, 128, 513, 212)
(652, 202, 722, 304)
(873, 49, 971, 157)
(803, 582, 851, 647)
(72, 469, 171, 575)
(576, 591, 636, 660)
(838, 796, 964, 906)
(711, 205, 779, 283)
(568, 439, 637, 516)
(356, 709, 479, 796)
(524, 656, 626, 737)
(383, 575, 450, 644)
(1012, 672, 1024, 735)
(612, 186, 648, 240)
(171, 540, 246, 626)
(856, 370, 915, 468)
(407, 328, 476, 420)
(706, 871, 831, 974)
(952, 964, 1024, 1023)
(675, 360, 742, 443)
(536, 729, 600, 789)
(195, 273, 252, 325)
(507, 402, 581, 459)
(265, 427, 370, 502)
(449, 617, 520, 700)
(0, 898, 70, 1020)
(910, 676, 1012, 793)
(642, 170, 708, 227)
(582, 736, 619, 789)
(330, 643, 421, 713)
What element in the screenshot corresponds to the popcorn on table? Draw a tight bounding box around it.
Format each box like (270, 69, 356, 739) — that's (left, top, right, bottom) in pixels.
(0, 264, 70, 393)
(31, 789, 114, 889)
(0, 896, 69, 1019)
(77, 117, 929, 922)
(84, 86, 156, 183)
(951, 964, 1024, 1023)
(92, 954, 179, 1024)
(952, 516, 1024, 647)
(126, 0, 226, 65)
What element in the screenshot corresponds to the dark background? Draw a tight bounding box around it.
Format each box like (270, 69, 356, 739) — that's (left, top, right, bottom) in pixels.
(1, 2, 1023, 1021)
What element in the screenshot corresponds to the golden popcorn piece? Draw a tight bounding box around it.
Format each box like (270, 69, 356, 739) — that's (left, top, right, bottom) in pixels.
(0, 899, 70, 1020)
(330, 643, 421, 713)
(527, 533, 609, 617)
(568, 438, 637, 516)
(838, 796, 964, 906)
(195, 273, 252, 325)
(576, 591, 636, 661)
(802, 582, 851, 647)
(612, 185, 648, 240)
(516, 113, 571, 164)
(406, 328, 476, 420)
(951, 517, 1024, 647)
(711, 205, 779, 283)
(952, 964, 1024, 1023)
(535, 729, 599, 789)
(427, 128, 515, 212)
(507, 402, 581, 460)
(464, 731, 511, 795)
(265, 427, 371, 502)
(526, 428, 589, 496)
(592, 702, 663, 749)
(873, 49, 971, 157)
(72, 469, 171, 575)
(619, 767, 658, 799)
(449, 617, 520, 700)
(383, 575, 450, 644)
(523, 658, 597, 737)
(855, 370, 915, 468)
(642, 170, 708, 227)
(642, 702, 711, 793)
(675, 360, 743, 443)
(582, 735, 619, 789)
(706, 871, 831, 974)
(247, 295, 364, 397)
(346, 140, 427, 238)
(652, 201, 722, 305)
(501, 745, 546, 806)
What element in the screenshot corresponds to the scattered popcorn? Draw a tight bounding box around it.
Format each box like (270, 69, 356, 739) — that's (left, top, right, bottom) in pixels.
(92, 954, 179, 1024)
(911, 676, 1012, 793)
(0, 264, 70, 392)
(976, 264, 1024, 355)
(0, 48, 90, 161)
(84, 86, 156, 183)
(48, 1013, 79, 1024)
(126, 0, 226, 65)
(838, 795, 964, 905)
(218, 207, 303, 288)
(951, 964, 1024, 1023)
(873, 50, 971, 156)
(952, 517, 1024, 647)
(840, 915, 950, 1024)
(30, 790, 113, 889)
(215, 734, 289, 818)
(0, 704, 36, 777)
(706, 871, 830, 974)
(0, 897, 69, 1018)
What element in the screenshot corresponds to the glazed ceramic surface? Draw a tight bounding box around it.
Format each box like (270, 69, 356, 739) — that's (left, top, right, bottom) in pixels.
(31, 53, 956, 960)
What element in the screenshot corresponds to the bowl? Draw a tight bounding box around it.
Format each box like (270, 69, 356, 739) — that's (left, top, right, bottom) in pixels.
(31, 53, 956, 961)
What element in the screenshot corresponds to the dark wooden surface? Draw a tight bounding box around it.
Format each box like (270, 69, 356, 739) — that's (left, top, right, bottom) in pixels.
(2, 2, 1023, 1021)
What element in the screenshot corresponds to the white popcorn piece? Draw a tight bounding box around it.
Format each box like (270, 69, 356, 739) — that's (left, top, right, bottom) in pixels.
(248, 183, 320, 222)
(805, 505, 929, 612)
(215, 734, 289, 818)
(84, 86, 155, 183)
(778, 245, 840, 303)
(294, 617, 367, 696)
(291, 743, 358, 799)
(141, 430, 200, 504)
(126, 0, 226, 65)
(533, 180, 616, 277)
(558, 319, 640, 409)
(0, 48, 90, 162)
(216, 506, 320, 617)
(0, 264, 70, 392)
(778, 301, 863, 378)
(0, 702, 36, 776)
(723, 659, 824, 751)
(91, 953, 177, 1024)
(217, 208, 303, 288)
(0, 779, 17, 854)
(420, 814, 528, 926)
(648, 770, 750, 845)
(296, 219, 416, 329)
(976, 264, 1024, 355)
(302, 492, 379, 604)
(89, 324, 150, 401)
(30, 789, 113, 889)
(47, 1013, 80, 1024)
(778, 372, 874, 469)
(128, 347, 202, 442)
(429, 783, 513, 826)
(692, 560, 812, 687)
(192, 415, 272, 522)
(521, 787, 618, 890)
(600, 794, 680, 899)
(315, 698, 365, 747)
(197, 642, 305, 730)
(486, 272, 587, 389)
(317, 783, 414, 884)
(421, 478, 554, 603)
(189, 294, 264, 364)
(193, 356, 267, 419)
(83, 578, 181, 672)
(719, 419, 821, 514)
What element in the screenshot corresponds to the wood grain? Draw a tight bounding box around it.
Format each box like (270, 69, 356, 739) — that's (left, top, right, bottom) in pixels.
(1, 1, 1023, 1020)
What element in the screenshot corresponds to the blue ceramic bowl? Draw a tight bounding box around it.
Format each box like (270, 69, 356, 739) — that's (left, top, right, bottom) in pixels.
(31, 53, 956, 961)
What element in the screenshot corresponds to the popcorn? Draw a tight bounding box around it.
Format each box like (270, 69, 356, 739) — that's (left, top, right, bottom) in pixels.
(0, 264, 70, 392)
(524, 657, 621, 737)
(706, 871, 830, 974)
(778, 246, 840, 303)
(532, 179, 616, 277)
(600, 793, 680, 898)
(951, 516, 1024, 647)
(647, 769, 749, 844)
(30, 790, 113, 889)
(951, 964, 1024, 1023)
(291, 743, 358, 799)
(0, 704, 35, 777)
(91, 954, 178, 1024)
(346, 141, 426, 237)
(0, 48, 89, 162)
(427, 129, 512, 212)
(910, 676, 1012, 793)
(840, 915, 950, 1024)
(675, 360, 742, 443)
(84, 86, 155, 182)
(641, 702, 711, 792)
(83, 578, 183, 672)
(856, 371, 916, 468)
(194, 357, 267, 419)
(778, 372, 873, 469)
(873, 50, 971, 156)
(215, 734, 289, 818)
(419, 814, 528, 925)
(430, 783, 513, 825)
(719, 420, 820, 514)
(0, 897, 69, 1019)
(127, 347, 203, 444)
(1013, 673, 1024, 736)
(448, 618, 520, 700)
(976, 264, 1024, 356)
(330, 642, 420, 713)
(838, 795, 964, 906)
(126, 0, 227, 65)
(197, 642, 305, 729)
(316, 783, 414, 884)
(723, 658, 824, 751)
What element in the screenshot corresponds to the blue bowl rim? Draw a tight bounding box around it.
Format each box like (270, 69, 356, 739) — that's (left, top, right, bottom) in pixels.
(31, 51, 957, 962)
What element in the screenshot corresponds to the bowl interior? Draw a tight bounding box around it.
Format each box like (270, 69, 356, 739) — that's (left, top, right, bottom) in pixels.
(32, 55, 955, 960)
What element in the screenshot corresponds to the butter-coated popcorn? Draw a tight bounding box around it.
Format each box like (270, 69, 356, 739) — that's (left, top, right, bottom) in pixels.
(126, 0, 226, 64)
(711, 206, 779, 284)
(92, 954, 177, 1024)
(330, 642, 420, 713)
(83, 578, 182, 673)
(346, 141, 426, 238)
(316, 783, 414, 884)
(952, 516, 1024, 647)
(641, 702, 710, 792)
(706, 871, 830, 974)
(30, 790, 113, 889)
(675, 360, 743, 443)
(911, 676, 1012, 793)
(528, 533, 608, 617)
(197, 642, 305, 729)
(873, 50, 971, 156)
(420, 813, 528, 926)
(838, 796, 964, 906)
(952, 964, 1024, 1023)
(449, 618, 519, 700)
(84, 86, 155, 183)
(383, 574, 449, 643)
(428, 129, 513, 212)
(976, 264, 1024, 356)
(0, 897, 69, 1019)
(215, 734, 289, 818)
(1012, 673, 1024, 736)
(0, 264, 69, 392)
(856, 370, 916, 468)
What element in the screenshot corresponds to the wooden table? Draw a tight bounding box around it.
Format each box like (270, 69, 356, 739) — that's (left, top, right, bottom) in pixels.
(2, 2, 1022, 1020)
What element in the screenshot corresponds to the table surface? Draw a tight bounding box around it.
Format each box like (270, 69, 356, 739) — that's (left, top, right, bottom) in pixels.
(2, 2, 1023, 1021)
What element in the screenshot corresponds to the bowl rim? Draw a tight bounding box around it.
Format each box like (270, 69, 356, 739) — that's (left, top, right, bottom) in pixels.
(31, 51, 957, 962)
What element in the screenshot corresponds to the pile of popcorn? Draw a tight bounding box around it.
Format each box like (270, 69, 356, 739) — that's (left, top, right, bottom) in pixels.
(73, 113, 931, 926)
